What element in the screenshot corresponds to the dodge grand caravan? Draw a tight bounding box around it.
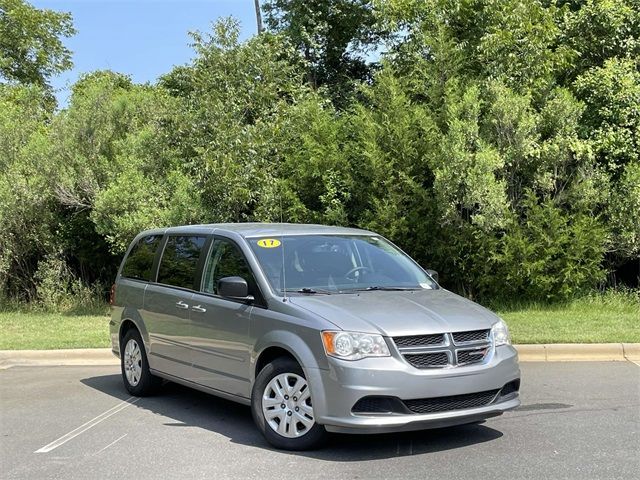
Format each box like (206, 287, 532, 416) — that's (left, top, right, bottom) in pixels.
(110, 223, 520, 450)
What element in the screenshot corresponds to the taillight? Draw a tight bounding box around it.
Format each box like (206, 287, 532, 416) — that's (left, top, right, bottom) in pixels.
(109, 283, 116, 306)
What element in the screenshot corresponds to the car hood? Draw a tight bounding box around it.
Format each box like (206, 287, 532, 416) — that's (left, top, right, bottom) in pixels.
(289, 288, 500, 336)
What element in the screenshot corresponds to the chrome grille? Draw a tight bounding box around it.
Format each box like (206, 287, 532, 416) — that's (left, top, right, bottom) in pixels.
(393, 330, 492, 369)
(404, 389, 500, 414)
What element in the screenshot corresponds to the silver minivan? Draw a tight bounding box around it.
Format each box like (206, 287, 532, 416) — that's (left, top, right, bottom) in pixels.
(110, 223, 520, 450)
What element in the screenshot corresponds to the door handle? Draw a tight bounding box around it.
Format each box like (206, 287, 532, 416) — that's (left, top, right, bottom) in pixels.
(191, 305, 207, 313)
(175, 300, 189, 309)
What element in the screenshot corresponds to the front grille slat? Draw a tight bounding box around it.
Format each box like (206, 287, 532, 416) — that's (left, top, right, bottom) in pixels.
(393, 329, 492, 369)
(404, 352, 449, 368)
(394, 334, 444, 348)
(404, 389, 499, 414)
(452, 329, 490, 343)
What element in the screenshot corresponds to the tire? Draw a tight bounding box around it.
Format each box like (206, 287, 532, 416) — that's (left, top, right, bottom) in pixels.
(251, 357, 328, 450)
(120, 328, 161, 396)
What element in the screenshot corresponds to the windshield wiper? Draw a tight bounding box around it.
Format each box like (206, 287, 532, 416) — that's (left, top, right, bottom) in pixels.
(355, 286, 420, 291)
(282, 287, 333, 295)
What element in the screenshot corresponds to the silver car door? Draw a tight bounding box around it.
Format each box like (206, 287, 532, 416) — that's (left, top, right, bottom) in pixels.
(143, 234, 207, 379)
(188, 237, 258, 398)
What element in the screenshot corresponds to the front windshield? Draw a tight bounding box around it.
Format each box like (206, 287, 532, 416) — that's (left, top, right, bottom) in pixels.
(248, 234, 437, 295)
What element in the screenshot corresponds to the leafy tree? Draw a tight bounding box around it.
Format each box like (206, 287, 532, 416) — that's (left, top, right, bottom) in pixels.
(560, 0, 640, 79)
(263, 0, 383, 103)
(607, 162, 640, 259)
(160, 19, 309, 225)
(0, 0, 75, 87)
(0, 83, 56, 298)
(45, 71, 195, 254)
(368, 0, 629, 297)
(487, 193, 608, 301)
(574, 57, 640, 172)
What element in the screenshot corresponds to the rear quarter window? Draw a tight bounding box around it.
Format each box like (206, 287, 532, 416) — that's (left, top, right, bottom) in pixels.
(121, 235, 163, 281)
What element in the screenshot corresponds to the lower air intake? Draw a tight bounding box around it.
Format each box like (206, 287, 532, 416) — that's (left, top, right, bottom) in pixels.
(403, 389, 500, 414)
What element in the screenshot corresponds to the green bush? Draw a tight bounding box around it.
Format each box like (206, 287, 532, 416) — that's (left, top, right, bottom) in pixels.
(33, 255, 104, 312)
(487, 194, 608, 301)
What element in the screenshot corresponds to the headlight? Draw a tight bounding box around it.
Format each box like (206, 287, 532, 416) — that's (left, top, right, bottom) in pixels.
(321, 331, 390, 360)
(491, 319, 511, 346)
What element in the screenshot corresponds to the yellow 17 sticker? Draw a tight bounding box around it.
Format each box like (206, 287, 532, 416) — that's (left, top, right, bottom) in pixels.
(257, 238, 281, 248)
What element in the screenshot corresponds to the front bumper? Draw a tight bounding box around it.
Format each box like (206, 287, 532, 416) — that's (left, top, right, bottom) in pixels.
(306, 345, 520, 434)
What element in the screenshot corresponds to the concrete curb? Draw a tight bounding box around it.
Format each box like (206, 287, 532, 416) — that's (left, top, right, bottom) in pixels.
(1, 344, 639, 368)
(622, 343, 640, 361)
(516, 343, 638, 362)
(0, 348, 119, 369)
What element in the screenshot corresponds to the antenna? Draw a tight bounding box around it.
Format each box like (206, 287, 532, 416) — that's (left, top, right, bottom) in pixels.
(279, 183, 287, 302)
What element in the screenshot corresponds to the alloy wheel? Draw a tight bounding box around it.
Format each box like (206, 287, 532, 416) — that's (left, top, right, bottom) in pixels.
(124, 338, 142, 387)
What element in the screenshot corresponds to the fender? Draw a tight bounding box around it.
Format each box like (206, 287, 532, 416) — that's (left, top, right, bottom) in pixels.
(118, 307, 151, 353)
(252, 329, 327, 379)
(252, 329, 332, 421)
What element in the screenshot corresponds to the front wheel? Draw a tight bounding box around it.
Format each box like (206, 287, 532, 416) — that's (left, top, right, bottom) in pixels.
(251, 357, 327, 450)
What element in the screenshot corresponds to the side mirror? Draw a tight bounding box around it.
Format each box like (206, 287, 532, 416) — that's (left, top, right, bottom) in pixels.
(426, 269, 439, 283)
(218, 276, 254, 303)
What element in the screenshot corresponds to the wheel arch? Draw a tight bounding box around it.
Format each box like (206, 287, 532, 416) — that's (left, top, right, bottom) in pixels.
(255, 346, 297, 378)
(252, 330, 324, 383)
(117, 308, 150, 352)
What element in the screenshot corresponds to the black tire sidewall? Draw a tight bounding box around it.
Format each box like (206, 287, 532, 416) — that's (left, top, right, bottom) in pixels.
(120, 329, 159, 396)
(251, 358, 327, 451)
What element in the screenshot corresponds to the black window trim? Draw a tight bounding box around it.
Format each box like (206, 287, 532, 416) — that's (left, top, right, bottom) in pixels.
(197, 235, 268, 309)
(149, 234, 168, 283)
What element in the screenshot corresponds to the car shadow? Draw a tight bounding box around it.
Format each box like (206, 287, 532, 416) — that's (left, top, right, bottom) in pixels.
(81, 373, 504, 461)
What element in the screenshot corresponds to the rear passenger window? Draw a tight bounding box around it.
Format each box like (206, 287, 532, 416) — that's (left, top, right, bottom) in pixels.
(157, 236, 206, 289)
(121, 235, 162, 281)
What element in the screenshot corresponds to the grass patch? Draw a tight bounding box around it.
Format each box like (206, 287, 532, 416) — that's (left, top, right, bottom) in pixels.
(493, 290, 640, 344)
(0, 305, 110, 350)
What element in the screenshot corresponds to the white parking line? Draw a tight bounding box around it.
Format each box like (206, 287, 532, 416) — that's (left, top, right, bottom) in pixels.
(93, 433, 127, 456)
(34, 397, 139, 454)
(631, 360, 640, 367)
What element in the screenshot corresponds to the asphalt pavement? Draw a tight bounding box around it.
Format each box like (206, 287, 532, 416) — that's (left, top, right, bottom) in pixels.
(1, 362, 639, 480)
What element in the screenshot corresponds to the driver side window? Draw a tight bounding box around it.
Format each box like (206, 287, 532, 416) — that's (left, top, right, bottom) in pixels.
(202, 238, 256, 296)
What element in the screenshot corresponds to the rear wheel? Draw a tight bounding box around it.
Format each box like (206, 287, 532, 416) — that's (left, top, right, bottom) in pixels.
(251, 357, 327, 450)
(120, 328, 161, 396)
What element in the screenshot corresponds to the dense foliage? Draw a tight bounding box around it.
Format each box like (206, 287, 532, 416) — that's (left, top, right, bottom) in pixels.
(0, 0, 74, 88)
(0, 0, 638, 306)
